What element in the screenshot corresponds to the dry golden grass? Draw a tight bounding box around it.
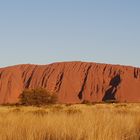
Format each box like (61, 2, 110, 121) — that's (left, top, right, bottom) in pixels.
(0, 103, 140, 140)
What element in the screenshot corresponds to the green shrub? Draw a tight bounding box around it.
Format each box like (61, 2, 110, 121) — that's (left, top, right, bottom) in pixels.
(19, 88, 58, 106)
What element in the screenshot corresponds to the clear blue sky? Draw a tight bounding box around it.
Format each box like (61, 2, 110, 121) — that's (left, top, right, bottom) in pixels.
(0, 0, 140, 67)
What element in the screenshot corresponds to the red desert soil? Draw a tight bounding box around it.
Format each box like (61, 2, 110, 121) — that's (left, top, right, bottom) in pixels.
(0, 61, 140, 104)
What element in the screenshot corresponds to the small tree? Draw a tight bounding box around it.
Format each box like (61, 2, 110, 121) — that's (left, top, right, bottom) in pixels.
(19, 88, 57, 106)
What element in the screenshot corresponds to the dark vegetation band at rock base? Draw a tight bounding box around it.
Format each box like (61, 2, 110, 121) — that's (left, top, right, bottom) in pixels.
(17, 88, 118, 106)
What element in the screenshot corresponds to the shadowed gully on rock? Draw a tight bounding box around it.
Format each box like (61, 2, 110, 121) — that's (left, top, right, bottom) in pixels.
(0, 61, 140, 104)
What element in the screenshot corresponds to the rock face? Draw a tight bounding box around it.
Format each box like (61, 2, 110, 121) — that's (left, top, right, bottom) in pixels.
(0, 61, 140, 104)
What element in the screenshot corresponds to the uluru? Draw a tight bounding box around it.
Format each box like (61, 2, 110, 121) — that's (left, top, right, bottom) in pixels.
(0, 61, 140, 104)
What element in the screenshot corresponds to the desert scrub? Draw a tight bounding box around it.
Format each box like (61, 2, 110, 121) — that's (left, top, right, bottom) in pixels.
(0, 104, 139, 140)
(19, 88, 58, 106)
(65, 107, 82, 115)
(10, 108, 21, 113)
(27, 109, 48, 116)
(50, 105, 64, 113)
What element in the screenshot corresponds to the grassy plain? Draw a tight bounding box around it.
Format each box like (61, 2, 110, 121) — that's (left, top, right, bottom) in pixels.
(0, 103, 140, 140)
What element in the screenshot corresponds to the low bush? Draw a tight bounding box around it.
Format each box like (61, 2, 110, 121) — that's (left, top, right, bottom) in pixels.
(19, 88, 58, 106)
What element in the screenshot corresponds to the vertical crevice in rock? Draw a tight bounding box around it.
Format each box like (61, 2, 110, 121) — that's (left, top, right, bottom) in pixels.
(109, 67, 113, 76)
(78, 65, 92, 100)
(0, 72, 2, 79)
(103, 65, 107, 74)
(25, 66, 37, 88)
(134, 68, 139, 79)
(44, 69, 55, 87)
(22, 65, 34, 83)
(96, 84, 99, 93)
(54, 72, 64, 92)
(40, 67, 49, 87)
